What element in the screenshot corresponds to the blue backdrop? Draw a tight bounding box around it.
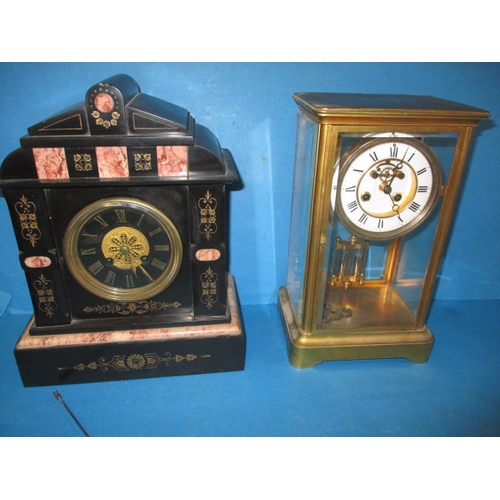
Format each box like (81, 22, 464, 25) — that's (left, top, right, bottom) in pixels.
(1, 62, 499, 315)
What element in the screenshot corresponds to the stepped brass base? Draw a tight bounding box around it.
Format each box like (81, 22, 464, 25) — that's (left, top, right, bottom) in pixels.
(278, 286, 434, 368)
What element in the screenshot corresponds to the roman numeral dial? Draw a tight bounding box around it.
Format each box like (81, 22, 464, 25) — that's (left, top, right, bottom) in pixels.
(63, 198, 183, 301)
(334, 137, 442, 240)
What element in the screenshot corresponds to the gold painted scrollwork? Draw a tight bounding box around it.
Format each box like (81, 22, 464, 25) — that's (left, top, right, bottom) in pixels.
(83, 299, 181, 315)
(33, 273, 58, 317)
(200, 267, 218, 310)
(198, 191, 218, 241)
(15, 195, 41, 247)
(62, 351, 211, 373)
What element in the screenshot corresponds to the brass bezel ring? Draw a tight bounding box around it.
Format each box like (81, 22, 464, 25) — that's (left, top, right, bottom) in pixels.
(63, 198, 183, 302)
(336, 137, 443, 241)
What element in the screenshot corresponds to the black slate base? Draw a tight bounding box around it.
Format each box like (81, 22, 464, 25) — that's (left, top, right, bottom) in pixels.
(14, 276, 245, 387)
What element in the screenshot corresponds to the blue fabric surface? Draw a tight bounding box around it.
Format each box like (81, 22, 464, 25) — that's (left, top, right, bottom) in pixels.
(0, 289, 11, 317)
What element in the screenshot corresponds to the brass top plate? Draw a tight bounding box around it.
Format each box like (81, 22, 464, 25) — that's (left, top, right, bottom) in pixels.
(293, 93, 490, 124)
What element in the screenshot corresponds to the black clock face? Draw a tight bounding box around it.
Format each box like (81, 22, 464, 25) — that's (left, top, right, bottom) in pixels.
(63, 198, 183, 301)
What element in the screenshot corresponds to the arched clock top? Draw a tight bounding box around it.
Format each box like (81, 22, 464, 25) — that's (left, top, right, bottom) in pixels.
(1, 75, 238, 185)
(24, 74, 192, 143)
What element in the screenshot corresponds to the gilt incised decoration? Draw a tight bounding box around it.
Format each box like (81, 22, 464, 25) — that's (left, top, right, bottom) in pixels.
(61, 351, 211, 373)
(198, 191, 218, 241)
(73, 153, 93, 172)
(200, 267, 218, 310)
(133, 153, 152, 172)
(33, 273, 58, 317)
(15, 195, 41, 247)
(83, 299, 181, 315)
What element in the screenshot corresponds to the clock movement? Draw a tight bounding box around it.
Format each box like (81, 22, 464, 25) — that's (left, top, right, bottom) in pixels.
(278, 93, 490, 368)
(0, 74, 245, 386)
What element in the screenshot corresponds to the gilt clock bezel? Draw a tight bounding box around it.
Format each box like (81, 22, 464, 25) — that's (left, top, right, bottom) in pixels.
(335, 137, 443, 241)
(63, 197, 183, 302)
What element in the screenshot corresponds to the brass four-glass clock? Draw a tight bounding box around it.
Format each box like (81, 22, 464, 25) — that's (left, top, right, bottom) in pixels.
(279, 93, 490, 368)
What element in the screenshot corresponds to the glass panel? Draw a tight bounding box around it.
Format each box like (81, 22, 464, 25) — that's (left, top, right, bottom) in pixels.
(393, 133, 456, 312)
(318, 132, 457, 332)
(286, 110, 318, 322)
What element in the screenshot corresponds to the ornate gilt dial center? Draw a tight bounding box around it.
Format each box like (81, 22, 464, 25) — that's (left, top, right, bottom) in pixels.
(102, 227, 149, 270)
(357, 158, 418, 220)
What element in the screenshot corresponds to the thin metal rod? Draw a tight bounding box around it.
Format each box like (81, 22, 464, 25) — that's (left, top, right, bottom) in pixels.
(53, 391, 90, 437)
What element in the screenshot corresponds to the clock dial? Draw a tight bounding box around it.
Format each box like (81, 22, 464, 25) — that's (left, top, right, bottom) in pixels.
(63, 198, 182, 301)
(335, 138, 442, 240)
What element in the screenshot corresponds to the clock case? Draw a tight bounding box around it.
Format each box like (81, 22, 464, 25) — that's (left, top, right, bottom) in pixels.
(0, 74, 245, 386)
(279, 93, 490, 368)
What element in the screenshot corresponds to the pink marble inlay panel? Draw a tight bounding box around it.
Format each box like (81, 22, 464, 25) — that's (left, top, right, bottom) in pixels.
(24, 256, 52, 268)
(33, 148, 69, 179)
(96, 146, 128, 178)
(195, 249, 221, 261)
(94, 93, 115, 113)
(157, 146, 188, 176)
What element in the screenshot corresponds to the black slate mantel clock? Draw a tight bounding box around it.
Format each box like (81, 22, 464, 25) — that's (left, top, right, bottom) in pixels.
(0, 74, 245, 386)
(279, 93, 490, 369)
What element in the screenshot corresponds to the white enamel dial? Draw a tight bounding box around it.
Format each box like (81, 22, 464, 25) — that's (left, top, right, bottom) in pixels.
(335, 138, 442, 240)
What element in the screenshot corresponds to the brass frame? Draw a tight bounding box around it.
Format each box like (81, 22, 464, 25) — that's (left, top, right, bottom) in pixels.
(279, 94, 490, 367)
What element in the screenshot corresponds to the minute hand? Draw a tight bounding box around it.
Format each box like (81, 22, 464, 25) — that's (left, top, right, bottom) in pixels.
(127, 258, 154, 282)
(137, 262, 154, 282)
